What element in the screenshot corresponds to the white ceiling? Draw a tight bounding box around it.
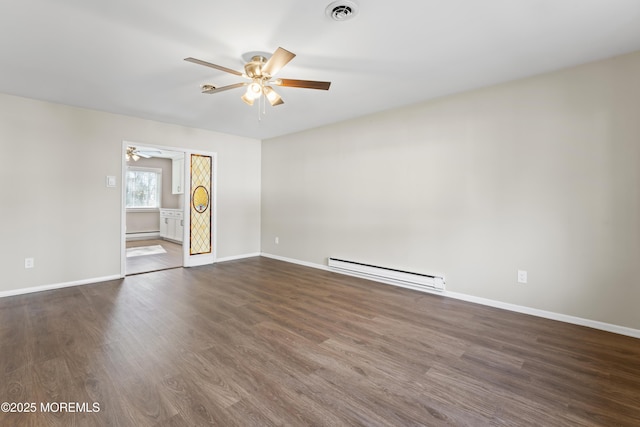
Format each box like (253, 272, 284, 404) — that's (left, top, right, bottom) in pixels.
(1, 0, 640, 140)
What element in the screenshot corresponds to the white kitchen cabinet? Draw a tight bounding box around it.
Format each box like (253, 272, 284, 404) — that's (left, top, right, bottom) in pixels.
(172, 157, 184, 194)
(159, 209, 184, 243)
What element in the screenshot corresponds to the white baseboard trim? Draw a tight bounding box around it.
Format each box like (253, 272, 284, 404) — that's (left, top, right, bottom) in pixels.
(442, 291, 640, 339)
(216, 252, 261, 263)
(260, 253, 640, 340)
(261, 252, 332, 271)
(0, 275, 123, 299)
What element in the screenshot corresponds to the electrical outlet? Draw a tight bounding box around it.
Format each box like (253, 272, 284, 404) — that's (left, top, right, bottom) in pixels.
(25, 258, 35, 269)
(517, 270, 527, 283)
(275, 237, 279, 244)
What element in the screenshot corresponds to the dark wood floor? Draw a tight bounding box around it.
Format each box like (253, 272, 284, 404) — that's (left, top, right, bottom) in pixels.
(1, 257, 639, 426)
(126, 239, 183, 275)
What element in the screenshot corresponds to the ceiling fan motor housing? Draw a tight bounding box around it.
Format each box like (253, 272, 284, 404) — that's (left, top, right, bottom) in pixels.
(326, 0, 359, 21)
(245, 56, 269, 79)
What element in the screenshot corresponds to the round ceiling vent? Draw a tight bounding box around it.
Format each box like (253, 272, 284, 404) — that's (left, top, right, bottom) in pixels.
(326, 0, 359, 21)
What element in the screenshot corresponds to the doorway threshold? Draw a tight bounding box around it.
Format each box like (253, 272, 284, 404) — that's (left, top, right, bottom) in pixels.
(125, 266, 184, 277)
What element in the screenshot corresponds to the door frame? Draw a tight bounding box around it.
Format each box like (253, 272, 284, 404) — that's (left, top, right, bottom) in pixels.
(120, 140, 218, 276)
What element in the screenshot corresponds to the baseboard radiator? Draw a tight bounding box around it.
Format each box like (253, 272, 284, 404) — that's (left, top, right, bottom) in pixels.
(328, 258, 445, 292)
(126, 231, 161, 241)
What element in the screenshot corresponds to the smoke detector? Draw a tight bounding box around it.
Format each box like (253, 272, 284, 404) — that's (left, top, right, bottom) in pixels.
(326, 1, 359, 21)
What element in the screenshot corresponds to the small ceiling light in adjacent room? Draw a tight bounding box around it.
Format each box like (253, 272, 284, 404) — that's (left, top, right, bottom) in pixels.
(326, 0, 359, 21)
(126, 146, 140, 162)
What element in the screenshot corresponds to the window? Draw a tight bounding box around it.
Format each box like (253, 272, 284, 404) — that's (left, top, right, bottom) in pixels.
(126, 167, 162, 210)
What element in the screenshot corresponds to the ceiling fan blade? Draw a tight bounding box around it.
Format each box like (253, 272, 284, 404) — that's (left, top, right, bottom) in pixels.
(274, 78, 331, 90)
(134, 149, 162, 158)
(184, 57, 243, 77)
(262, 47, 296, 77)
(202, 82, 246, 94)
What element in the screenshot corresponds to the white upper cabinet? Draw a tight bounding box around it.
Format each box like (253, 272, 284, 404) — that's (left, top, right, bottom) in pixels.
(172, 156, 184, 194)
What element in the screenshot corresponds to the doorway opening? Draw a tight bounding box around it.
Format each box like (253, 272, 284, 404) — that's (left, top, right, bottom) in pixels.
(123, 144, 185, 275)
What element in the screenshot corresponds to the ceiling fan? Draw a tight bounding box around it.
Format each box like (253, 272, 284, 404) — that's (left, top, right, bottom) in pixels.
(126, 146, 161, 162)
(184, 47, 331, 107)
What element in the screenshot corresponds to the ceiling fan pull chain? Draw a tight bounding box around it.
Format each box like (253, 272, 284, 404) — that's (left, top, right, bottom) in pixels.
(262, 91, 267, 116)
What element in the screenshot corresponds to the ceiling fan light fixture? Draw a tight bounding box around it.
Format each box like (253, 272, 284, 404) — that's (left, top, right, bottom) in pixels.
(185, 46, 331, 112)
(248, 82, 263, 98)
(242, 81, 265, 106)
(263, 86, 284, 106)
(241, 93, 255, 106)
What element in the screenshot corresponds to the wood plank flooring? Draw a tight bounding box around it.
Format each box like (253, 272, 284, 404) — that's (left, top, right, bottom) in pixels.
(126, 239, 183, 275)
(1, 256, 639, 426)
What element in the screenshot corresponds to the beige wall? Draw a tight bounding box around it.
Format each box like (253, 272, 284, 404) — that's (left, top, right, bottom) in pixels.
(262, 51, 640, 330)
(0, 94, 261, 292)
(125, 156, 183, 234)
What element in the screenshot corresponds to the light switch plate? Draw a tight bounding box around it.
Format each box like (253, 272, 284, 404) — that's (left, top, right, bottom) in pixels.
(106, 176, 116, 187)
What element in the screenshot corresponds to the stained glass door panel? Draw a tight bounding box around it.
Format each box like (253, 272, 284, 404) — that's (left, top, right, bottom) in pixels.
(189, 154, 212, 255)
